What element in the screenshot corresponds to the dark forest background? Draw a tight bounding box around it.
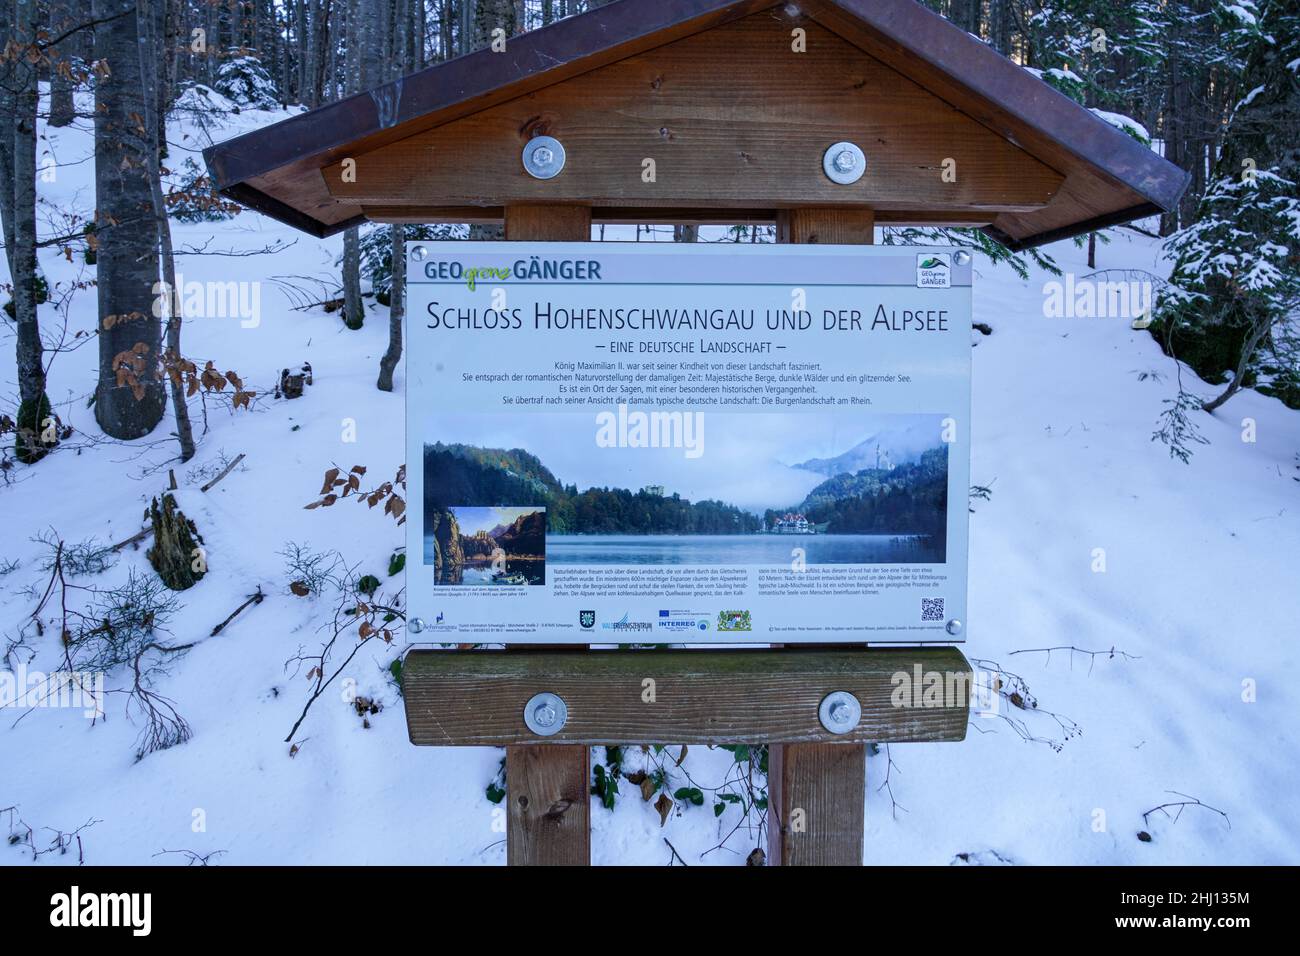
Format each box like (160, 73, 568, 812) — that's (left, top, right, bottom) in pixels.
(0, 0, 1295, 469)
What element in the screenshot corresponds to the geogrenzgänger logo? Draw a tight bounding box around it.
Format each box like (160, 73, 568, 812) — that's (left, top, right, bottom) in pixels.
(423, 256, 604, 291)
(916, 253, 951, 288)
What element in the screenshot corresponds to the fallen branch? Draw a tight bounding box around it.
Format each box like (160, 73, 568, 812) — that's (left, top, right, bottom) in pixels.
(200, 452, 246, 493)
(108, 526, 152, 553)
(663, 838, 689, 867)
(210, 587, 265, 637)
(1141, 791, 1231, 830)
(1008, 645, 1141, 675)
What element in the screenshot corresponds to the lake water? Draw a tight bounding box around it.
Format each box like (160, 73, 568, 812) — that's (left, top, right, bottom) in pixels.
(546, 533, 942, 565)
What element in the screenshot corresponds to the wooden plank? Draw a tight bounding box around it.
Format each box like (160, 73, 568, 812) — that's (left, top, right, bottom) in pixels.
(322, 15, 1061, 212)
(774, 743, 868, 865)
(363, 205, 992, 228)
(801, 0, 1189, 247)
(401, 647, 971, 746)
(506, 745, 590, 866)
(771, 205, 873, 866)
(500, 204, 593, 866)
(504, 205, 593, 241)
(777, 207, 875, 244)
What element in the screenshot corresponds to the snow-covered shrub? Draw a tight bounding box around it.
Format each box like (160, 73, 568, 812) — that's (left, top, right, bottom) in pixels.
(70, 569, 181, 672)
(166, 157, 241, 223)
(214, 54, 280, 110)
(360, 223, 468, 304)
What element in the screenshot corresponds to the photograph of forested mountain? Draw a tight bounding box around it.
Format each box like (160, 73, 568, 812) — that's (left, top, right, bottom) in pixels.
(422, 441, 762, 535)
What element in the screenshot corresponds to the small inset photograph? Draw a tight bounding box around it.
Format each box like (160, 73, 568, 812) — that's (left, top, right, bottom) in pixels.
(424, 505, 546, 586)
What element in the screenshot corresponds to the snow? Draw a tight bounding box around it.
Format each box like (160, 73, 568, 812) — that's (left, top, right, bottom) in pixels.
(1089, 109, 1152, 144)
(2, 91, 1299, 866)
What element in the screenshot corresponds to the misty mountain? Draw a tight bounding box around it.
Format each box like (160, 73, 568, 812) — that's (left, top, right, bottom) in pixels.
(793, 421, 945, 478)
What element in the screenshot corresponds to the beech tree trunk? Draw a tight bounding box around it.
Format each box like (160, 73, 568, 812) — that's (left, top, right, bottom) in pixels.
(139, 0, 196, 461)
(377, 225, 405, 391)
(46, 0, 77, 128)
(93, 0, 165, 439)
(8, 0, 53, 462)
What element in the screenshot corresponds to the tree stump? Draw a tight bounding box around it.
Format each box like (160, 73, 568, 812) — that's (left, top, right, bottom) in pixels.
(146, 493, 206, 590)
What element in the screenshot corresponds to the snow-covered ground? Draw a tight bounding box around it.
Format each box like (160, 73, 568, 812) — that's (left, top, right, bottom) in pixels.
(1, 93, 1297, 866)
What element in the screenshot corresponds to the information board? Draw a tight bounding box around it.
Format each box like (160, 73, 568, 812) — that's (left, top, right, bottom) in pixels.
(405, 242, 970, 643)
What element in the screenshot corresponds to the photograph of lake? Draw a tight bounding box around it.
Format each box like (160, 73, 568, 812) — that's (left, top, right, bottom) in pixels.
(547, 533, 942, 565)
(422, 411, 951, 568)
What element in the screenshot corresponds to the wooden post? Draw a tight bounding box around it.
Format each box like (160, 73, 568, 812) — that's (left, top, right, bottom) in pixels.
(503, 203, 593, 866)
(771, 206, 875, 866)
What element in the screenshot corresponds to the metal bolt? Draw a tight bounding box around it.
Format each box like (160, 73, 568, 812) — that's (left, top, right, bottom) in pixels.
(818, 691, 861, 734)
(408, 617, 424, 634)
(822, 141, 866, 185)
(946, 619, 963, 636)
(953, 250, 971, 266)
(522, 135, 565, 180)
(523, 692, 568, 736)
(410, 245, 427, 261)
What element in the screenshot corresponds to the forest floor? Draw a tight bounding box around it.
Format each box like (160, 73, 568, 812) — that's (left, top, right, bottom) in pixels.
(1, 91, 1297, 866)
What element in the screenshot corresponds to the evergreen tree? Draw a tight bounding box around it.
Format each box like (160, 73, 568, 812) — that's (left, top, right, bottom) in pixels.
(1155, 0, 1300, 413)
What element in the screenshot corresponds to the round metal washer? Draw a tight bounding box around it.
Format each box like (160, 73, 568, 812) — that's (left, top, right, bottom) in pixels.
(822, 141, 866, 185)
(523, 692, 568, 736)
(818, 691, 862, 734)
(522, 136, 566, 180)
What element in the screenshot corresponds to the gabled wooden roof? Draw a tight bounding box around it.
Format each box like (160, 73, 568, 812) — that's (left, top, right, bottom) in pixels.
(203, 0, 1189, 250)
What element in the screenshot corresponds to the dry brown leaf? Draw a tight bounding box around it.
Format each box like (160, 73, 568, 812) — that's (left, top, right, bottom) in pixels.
(655, 792, 672, 827)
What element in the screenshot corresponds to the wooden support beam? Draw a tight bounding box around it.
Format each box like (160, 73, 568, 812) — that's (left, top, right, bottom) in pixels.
(401, 647, 971, 746)
(770, 743, 868, 866)
(504, 205, 593, 240)
(506, 745, 590, 866)
(772, 205, 874, 867)
(499, 204, 593, 866)
(363, 205, 992, 227)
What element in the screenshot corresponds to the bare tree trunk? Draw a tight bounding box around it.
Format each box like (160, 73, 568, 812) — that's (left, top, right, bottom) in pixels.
(139, 0, 195, 461)
(47, 0, 78, 127)
(1202, 318, 1269, 413)
(93, 0, 166, 439)
(339, 0, 368, 330)
(377, 226, 405, 390)
(377, 0, 409, 390)
(9, 0, 53, 462)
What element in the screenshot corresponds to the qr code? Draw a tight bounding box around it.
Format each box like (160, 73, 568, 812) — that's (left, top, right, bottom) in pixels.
(921, 597, 945, 622)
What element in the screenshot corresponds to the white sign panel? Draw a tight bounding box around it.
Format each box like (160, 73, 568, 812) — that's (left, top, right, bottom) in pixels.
(406, 242, 971, 643)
